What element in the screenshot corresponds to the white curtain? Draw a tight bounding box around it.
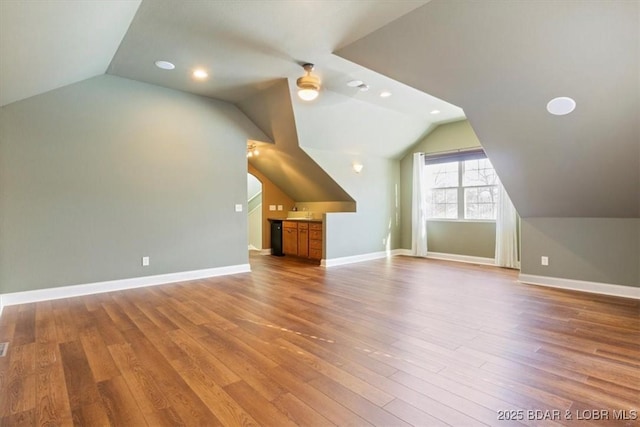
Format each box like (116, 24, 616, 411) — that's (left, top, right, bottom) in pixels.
(495, 179, 520, 268)
(411, 152, 428, 257)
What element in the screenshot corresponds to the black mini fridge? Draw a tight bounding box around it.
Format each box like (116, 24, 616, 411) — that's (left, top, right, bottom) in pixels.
(269, 219, 284, 256)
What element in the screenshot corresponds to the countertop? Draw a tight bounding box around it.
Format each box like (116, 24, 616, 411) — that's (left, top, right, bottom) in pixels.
(268, 218, 322, 223)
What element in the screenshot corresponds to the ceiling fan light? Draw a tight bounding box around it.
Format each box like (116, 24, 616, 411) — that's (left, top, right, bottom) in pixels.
(296, 63, 321, 101)
(298, 88, 319, 101)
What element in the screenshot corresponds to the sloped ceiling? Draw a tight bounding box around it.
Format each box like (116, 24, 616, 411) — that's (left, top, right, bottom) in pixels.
(0, 0, 141, 107)
(105, 0, 463, 158)
(288, 57, 460, 159)
(1, 0, 465, 159)
(5, 1, 634, 218)
(338, 0, 640, 218)
(239, 80, 353, 204)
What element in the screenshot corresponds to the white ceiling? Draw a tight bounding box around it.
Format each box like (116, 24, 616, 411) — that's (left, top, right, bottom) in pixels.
(3, 0, 634, 217)
(0, 0, 463, 158)
(0, 0, 141, 107)
(107, 0, 430, 103)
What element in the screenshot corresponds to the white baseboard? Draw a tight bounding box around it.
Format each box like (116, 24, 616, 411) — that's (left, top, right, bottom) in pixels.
(518, 273, 640, 300)
(320, 249, 496, 268)
(394, 249, 496, 266)
(426, 251, 496, 266)
(393, 249, 413, 256)
(321, 250, 398, 268)
(0, 263, 251, 312)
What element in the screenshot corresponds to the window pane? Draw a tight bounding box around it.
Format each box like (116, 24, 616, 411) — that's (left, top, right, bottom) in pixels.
(464, 186, 498, 219)
(463, 159, 497, 187)
(445, 203, 458, 218)
(426, 162, 459, 188)
(427, 188, 458, 219)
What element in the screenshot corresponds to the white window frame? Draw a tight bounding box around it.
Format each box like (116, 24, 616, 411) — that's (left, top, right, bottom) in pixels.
(424, 150, 498, 222)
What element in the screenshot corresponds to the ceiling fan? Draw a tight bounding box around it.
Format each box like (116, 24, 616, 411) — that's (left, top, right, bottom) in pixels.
(296, 63, 321, 101)
(294, 60, 374, 107)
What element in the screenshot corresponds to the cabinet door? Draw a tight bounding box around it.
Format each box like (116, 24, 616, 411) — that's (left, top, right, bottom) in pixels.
(298, 227, 309, 257)
(309, 248, 322, 260)
(283, 227, 298, 255)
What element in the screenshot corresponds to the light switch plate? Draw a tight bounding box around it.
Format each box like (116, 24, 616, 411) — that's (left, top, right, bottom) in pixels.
(235, 204, 243, 212)
(277, 205, 283, 211)
(269, 205, 276, 211)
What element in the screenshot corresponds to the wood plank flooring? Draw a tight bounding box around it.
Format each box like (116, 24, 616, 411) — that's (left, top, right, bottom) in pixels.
(0, 254, 638, 426)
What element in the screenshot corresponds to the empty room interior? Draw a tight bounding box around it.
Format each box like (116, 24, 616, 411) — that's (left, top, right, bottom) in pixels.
(0, 1, 638, 426)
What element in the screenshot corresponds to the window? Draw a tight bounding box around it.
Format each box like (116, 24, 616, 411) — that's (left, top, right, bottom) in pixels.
(425, 156, 498, 220)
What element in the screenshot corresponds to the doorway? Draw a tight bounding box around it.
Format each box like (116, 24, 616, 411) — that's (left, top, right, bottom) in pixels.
(247, 173, 262, 250)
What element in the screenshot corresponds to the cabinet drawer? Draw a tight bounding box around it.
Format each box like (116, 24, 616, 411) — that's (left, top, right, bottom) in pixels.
(283, 221, 298, 229)
(309, 230, 322, 240)
(309, 239, 322, 250)
(298, 222, 309, 230)
(309, 248, 322, 259)
(309, 223, 322, 231)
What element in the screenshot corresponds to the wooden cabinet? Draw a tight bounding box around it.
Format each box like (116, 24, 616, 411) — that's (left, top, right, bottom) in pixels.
(283, 221, 298, 255)
(308, 223, 323, 260)
(297, 222, 309, 257)
(281, 220, 322, 260)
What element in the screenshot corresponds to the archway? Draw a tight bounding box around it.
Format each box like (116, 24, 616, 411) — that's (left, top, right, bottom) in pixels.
(247, 173, 263, 250)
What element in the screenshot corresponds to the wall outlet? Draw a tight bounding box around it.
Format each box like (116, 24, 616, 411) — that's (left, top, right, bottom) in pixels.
(277, 205, 283, 211)
(541, 256, 549, 266)
(142, 256, 150, 267)
(235, 204, 243, 212)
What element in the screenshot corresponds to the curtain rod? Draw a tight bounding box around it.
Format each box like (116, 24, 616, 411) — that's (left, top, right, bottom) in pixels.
(423, 146, 484, 157)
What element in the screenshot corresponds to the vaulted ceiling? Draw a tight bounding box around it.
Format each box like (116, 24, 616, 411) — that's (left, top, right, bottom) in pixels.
(338, 0, 639, 218)
(1, 0, 462, 159)
(1, 0, 637, 217)
(0, 0, 141, 107)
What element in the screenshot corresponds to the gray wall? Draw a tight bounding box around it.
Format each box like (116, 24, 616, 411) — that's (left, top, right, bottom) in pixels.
(427, 221, 495, 258)
(302, 149, 401, 259)
(0, 75, 268, 293)
(521, 218, 640, 287)
(400, 120, 496, 257)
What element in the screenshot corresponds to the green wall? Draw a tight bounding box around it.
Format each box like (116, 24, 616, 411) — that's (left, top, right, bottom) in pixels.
(0, 75, 268, 294)
(427, 221, 495, 258)
(400, 119, 495, 258)
(302, 149, 401, 259)
(521, 218, 640, 287)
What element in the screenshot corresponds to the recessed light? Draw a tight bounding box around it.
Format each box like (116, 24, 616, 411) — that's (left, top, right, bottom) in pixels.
(155, 60, 175, 70)
(430, 110, 441, 115)
(547, 96, 576, 115)
(380, 91, 392, 98)
(192, 69, 209, 80)
(347, 80, 364, 87)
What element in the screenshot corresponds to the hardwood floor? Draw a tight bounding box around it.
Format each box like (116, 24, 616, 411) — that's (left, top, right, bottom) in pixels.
(0, 254, 638, 426)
